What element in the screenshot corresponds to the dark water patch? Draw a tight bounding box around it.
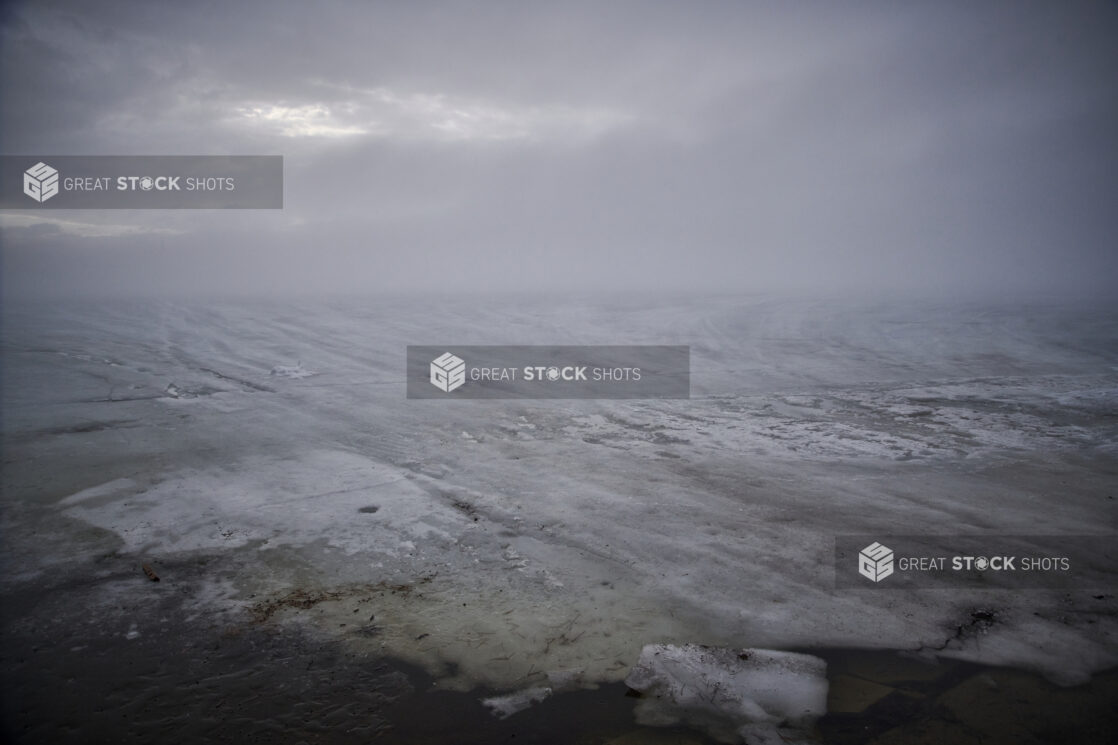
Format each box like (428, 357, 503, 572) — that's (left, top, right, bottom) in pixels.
(1, 616, 409, 744)
(803, 647, 1118, 745)
(1, 586, 718, 745)
(376, 676, 720, 745)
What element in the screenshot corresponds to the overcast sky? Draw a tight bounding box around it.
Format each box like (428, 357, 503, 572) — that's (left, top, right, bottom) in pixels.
(1, 0, 1116, 299)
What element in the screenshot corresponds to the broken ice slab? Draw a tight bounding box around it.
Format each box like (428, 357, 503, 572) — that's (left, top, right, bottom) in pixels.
(624, 644, 828, 744)
(481, 685, 552, 719)
(480, 668, 589, 720)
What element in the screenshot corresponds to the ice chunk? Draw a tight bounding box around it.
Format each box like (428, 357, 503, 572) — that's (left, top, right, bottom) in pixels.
(479, 668, 588, 720)
(269, 362, 316, 378)
(481, 686, 552, 719)
(624, 644, 828, 744)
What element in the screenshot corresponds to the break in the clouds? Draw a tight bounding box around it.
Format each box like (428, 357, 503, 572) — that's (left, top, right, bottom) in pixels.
(230, 84, 631, 142)
(1, 0, 1116, 298)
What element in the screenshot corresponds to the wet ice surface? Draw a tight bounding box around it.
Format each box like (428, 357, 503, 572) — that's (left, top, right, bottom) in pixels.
(1, 294, 1116, 737)
(625, 644, 829, 744)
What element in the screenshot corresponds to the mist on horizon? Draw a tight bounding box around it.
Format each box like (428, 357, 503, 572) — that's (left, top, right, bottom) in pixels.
(1, 1, 1116, 302)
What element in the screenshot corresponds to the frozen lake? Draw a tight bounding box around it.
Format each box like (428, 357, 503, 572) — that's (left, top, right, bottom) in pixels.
(2, 293, 1116, 739)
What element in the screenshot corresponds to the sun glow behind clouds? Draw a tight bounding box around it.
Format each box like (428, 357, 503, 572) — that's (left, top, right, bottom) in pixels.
(234, 104, 370, 138)
(233, 85, 631, 142)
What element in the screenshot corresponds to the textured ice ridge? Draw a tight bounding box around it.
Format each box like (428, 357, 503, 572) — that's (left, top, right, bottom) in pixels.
(624, 644, 828, 744)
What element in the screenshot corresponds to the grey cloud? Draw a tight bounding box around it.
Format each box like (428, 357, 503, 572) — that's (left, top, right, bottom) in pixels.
(2, 0, 1116, 299)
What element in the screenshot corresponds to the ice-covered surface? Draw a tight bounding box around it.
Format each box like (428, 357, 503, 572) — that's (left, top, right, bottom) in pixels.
(269, 362, 317, 379)
(624, 644, 828, 744)
(1, 294, 1116, 695)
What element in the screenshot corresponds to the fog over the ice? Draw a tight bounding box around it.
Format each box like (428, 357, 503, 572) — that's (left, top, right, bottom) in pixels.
(1, 0, 1116, 299)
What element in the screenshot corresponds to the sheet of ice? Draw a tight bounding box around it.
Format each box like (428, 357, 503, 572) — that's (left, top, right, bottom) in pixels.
(2, 294, 1115, 694)
(624, 644, 828, 744)
(59, 449, 451, 556)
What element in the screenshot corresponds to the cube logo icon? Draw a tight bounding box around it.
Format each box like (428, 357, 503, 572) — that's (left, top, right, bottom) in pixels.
(24, 162, 60, 203)
(430, 352, 466, 393)
(858, 542, 894, 582)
